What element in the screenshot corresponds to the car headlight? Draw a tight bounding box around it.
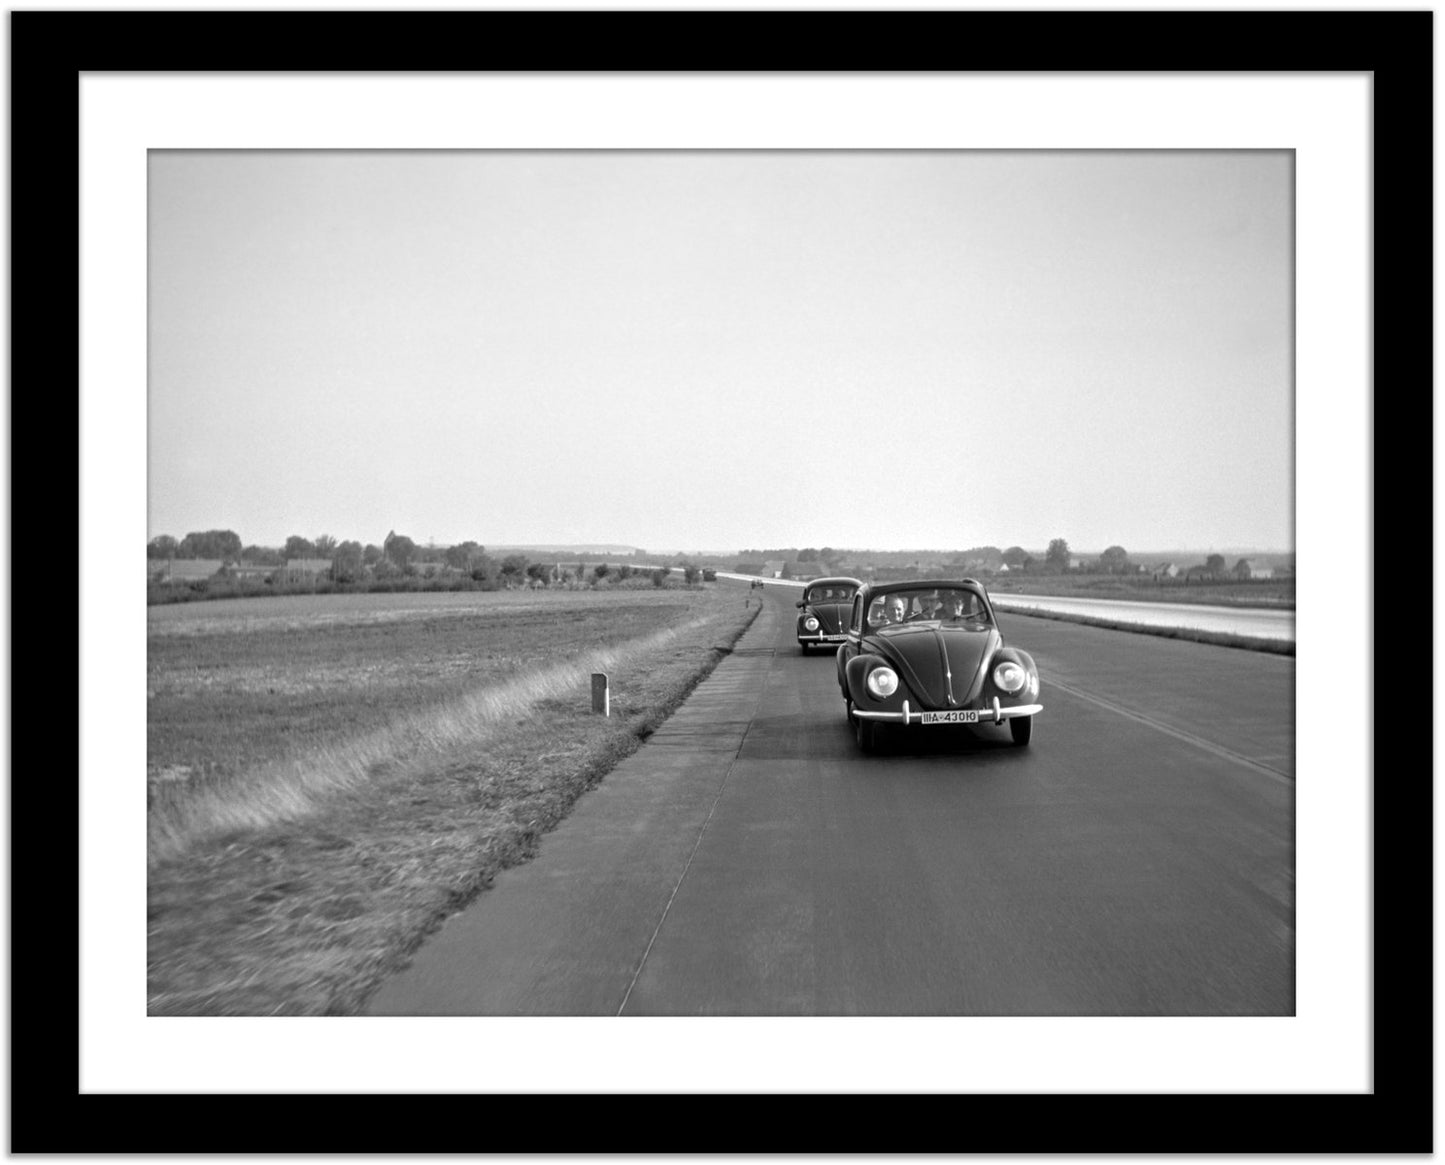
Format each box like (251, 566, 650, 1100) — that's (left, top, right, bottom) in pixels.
(993, 661, 1026, 694)
(866, 667, 899, 698)
(804, 616, 819, 631)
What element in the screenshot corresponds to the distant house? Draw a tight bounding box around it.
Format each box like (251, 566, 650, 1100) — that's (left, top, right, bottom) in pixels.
(762, 559, 786, 579)
(228, 563, 274, 582)
(281, 557, 334, 582)
(1153, 562, 1180, 578)
(1233, 558, 1273, 580)
(791, 562, 827, 581)
(1274, 563, 1296, 579)
(149, 558, 224, 584)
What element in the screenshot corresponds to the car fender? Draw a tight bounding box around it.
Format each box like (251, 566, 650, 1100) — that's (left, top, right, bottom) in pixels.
(845, 651, 912, 707)
(984, 646, 1041, 702)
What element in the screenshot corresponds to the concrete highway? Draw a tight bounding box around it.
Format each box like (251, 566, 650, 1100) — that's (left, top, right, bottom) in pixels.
(366, 581, 1293, 1016)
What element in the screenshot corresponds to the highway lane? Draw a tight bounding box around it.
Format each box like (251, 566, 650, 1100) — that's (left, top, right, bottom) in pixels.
(366, 583, 1293, 1016)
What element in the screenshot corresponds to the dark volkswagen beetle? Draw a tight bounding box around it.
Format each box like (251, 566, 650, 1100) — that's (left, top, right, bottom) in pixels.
(795, 576, 862, 653)
(835, 578, 1042, 750)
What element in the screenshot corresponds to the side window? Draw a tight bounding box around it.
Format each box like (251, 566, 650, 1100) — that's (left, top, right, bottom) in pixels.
(850, 595, 862, 632)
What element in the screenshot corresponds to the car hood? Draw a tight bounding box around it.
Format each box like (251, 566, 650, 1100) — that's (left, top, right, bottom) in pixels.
(805, 602, 851, 635)
(869, 622, 1000, 708)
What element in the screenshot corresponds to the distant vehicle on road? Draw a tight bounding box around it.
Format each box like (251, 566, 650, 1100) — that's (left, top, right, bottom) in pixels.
(836, 578, 1042, 751)
(750, 577, 764, 590)
(795, 576, 862, 654)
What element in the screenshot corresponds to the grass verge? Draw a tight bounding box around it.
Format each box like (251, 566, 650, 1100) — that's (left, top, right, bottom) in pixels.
(147, 591, 759, 1015)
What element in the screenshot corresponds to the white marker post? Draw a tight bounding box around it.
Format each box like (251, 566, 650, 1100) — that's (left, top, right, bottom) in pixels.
(591, 672, 609, 716)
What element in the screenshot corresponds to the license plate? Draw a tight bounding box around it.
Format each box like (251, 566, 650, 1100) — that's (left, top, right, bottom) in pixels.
(921, 710, 979, 724)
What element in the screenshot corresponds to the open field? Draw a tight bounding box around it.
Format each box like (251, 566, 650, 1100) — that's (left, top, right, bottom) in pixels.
(147, 589, 699, 805)
(988, 574, 1294, 608)
(147, 584, 759, 1015)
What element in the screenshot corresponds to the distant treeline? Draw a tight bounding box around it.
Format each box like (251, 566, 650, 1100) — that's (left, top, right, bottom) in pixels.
(148, 530, 1291, 594)
(146, 529, 720, 604)
(731, 541, 1293, 580)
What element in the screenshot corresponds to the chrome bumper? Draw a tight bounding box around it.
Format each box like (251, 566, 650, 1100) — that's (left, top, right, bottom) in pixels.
(854, 697, 1043, 725)
(799, 634, 847, 644)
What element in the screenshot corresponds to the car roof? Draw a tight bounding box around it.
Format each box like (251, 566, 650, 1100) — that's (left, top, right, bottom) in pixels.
(856, 578, 989, 602)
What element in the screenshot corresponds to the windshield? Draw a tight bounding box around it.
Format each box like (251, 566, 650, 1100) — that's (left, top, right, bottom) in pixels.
(866, 588, 989, 630)
(807, 585, 856, 603)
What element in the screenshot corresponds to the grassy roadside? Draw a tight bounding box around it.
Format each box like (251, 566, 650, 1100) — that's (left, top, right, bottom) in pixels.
(147, 590, 760, 1016)
(998, 605, 1294, 656)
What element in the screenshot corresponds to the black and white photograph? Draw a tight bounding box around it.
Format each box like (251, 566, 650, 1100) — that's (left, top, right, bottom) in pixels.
(144, 147, 1296, 1023)
(42, 4, 1428, 1152)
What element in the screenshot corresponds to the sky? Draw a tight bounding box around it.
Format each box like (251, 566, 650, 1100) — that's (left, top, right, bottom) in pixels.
(149, 150, 1293, 556)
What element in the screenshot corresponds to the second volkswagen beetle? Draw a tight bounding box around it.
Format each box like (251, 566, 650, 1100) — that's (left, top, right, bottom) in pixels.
(795, 576, 862, 654)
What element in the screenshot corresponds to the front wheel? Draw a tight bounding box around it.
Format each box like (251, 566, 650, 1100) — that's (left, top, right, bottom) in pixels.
(1009, 716, 1034, 746)
(799, 643, 810, 655)
(856, 715, 879, 753)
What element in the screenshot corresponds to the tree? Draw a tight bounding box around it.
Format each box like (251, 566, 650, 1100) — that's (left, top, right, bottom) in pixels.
(242, 544, 284, 566)
(616, 564, 633, 581)
(385, 534, 417, 568)
(148, 535, 179, 559)
(284, 535, 316, 560)
(681, 563, 701, 584)
(178, 529, 243, 561)
(1205, 553, 1226, 574)
(313, 534, 338, 557)
(499, 554, 529, 584)
(797, 548, 820, 564)
(1002, 546, 1029, 569)
(444, 541, 483, 571)
(593, 563, 611, 582)
(1045, 538, 1072, 572)
(526, 562, 550, 584)
(333, 540, 364, 582)
(1099, 545, 1131, 574)
(363, 544, 383, 566)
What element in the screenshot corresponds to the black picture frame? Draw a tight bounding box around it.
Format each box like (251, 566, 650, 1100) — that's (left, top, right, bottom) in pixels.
(40, 7, 1427, 1154)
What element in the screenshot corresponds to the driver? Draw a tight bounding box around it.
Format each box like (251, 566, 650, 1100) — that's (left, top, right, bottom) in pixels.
(882, 595, 908, 624)
(910, 591, 943, 620)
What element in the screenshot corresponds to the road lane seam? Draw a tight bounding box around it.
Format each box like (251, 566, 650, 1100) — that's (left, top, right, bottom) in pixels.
(614, 757, 734, 1017)
(1046, 676, 1294, 786)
